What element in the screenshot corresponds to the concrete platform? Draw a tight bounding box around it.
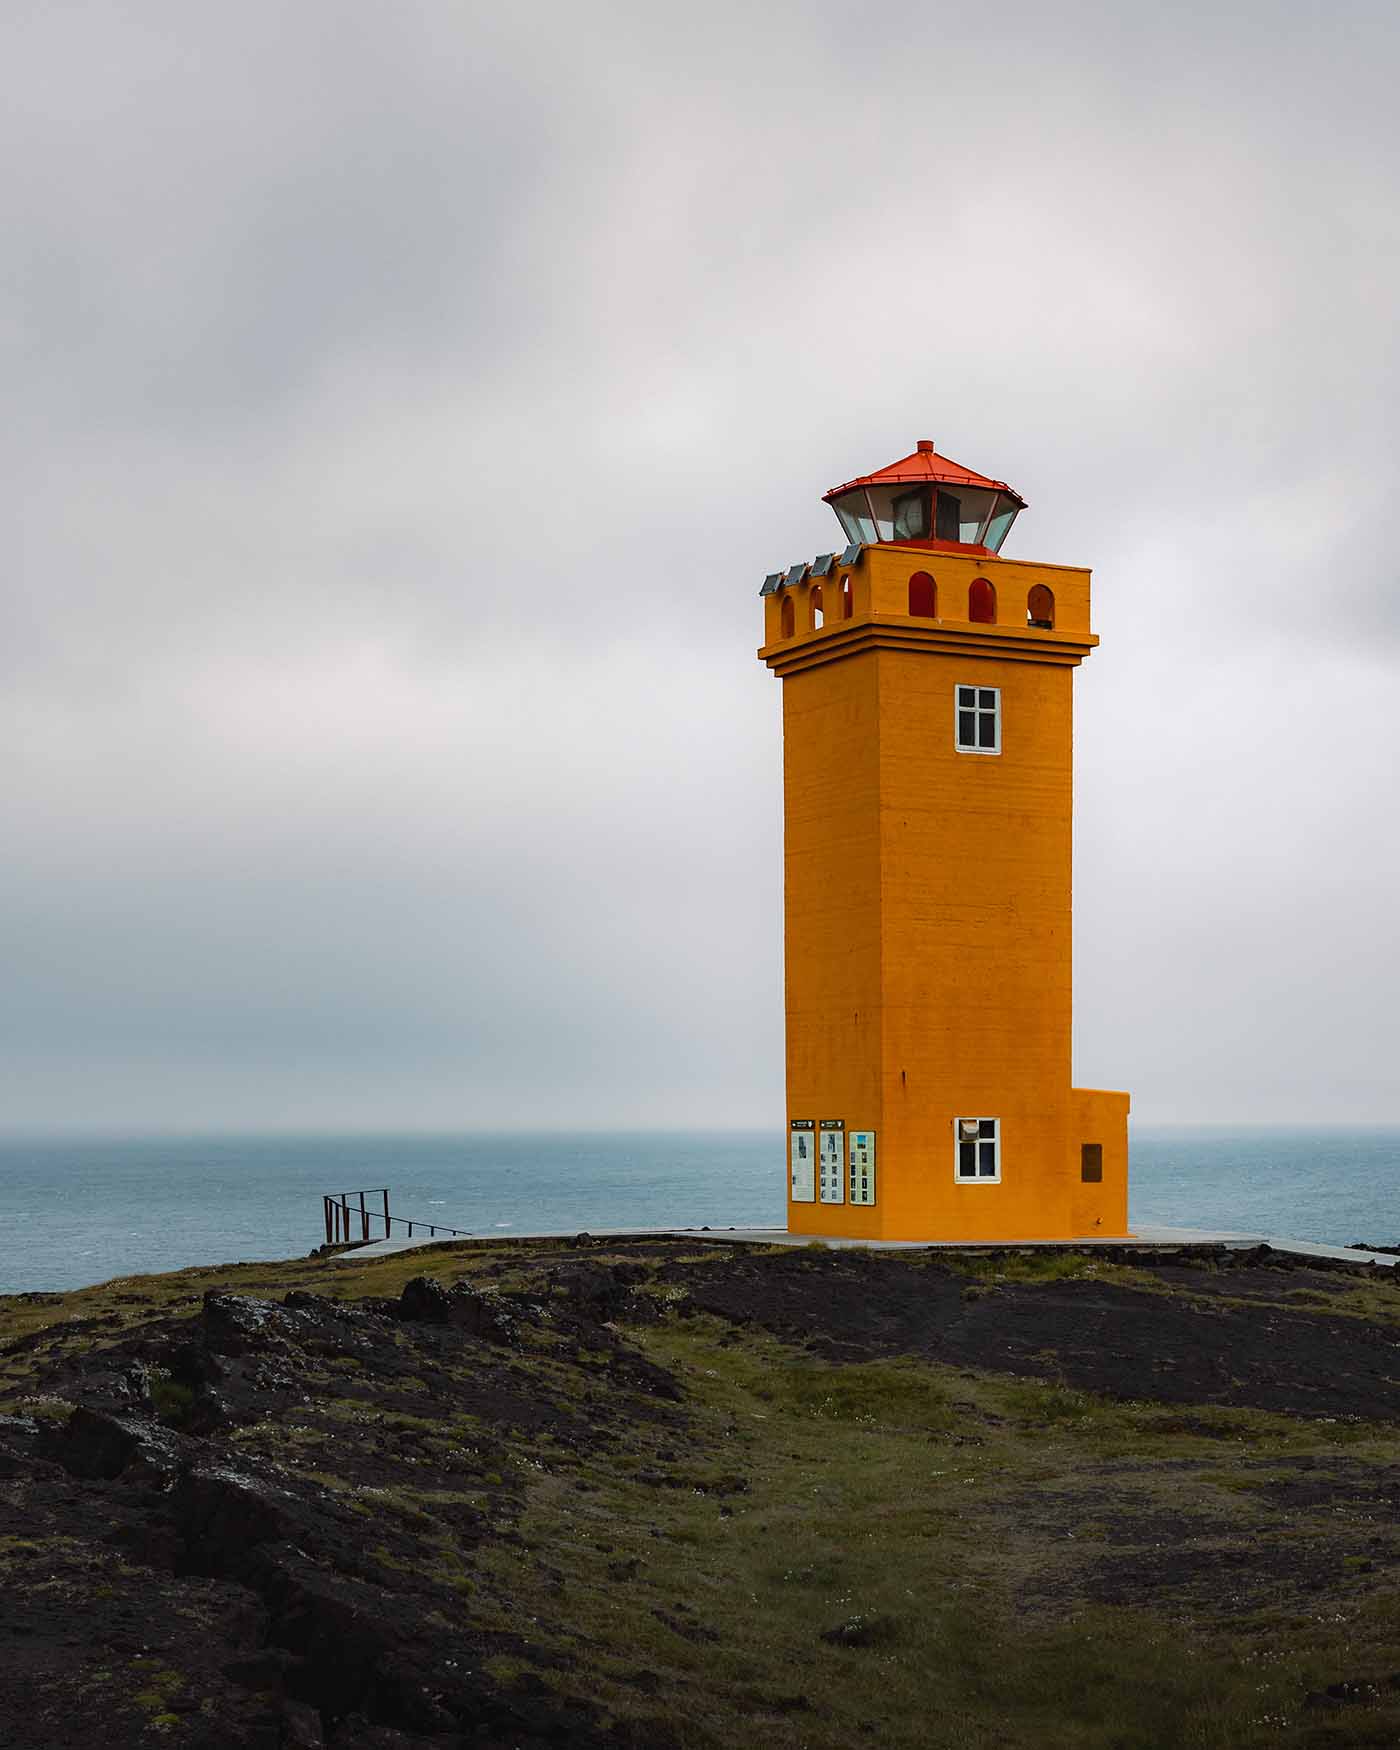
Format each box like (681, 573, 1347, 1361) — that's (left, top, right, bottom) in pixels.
(333, 1223, 1397, 1268)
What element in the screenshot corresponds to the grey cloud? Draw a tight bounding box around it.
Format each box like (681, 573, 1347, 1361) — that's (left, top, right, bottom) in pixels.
(2, 0, 1398, 1130)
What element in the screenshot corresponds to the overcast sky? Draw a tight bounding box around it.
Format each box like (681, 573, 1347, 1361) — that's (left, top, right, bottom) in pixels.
(2, 1, 1397, 1132)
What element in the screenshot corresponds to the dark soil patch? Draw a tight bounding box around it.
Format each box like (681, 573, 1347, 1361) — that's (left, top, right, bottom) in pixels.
(999, 1457, 1400, 1618)
(1139, 1262, 1364, 1301)
(1233, 1453, 1400, 1514)
(649, 1246, 1400, 1421)
(1075, 1536, 1368, 1614)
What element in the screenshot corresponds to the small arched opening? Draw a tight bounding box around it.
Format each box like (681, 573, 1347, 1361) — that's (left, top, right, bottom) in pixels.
(969, 577, 996, 624)
(1027, 584, 1055, 629)
(810, 586, 824, 630)
(908, 571, 937, 618)
(780, 594, 795, 638)
(840, 574, 853, 619)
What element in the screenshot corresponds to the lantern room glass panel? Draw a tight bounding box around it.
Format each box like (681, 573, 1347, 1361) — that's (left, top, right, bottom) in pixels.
(831, 491, 878, 546)
(984, 494, 1021, 553)
(864, 485, 901, 543)
(891, 486, 931, 541)
(953, 487, 997, 544)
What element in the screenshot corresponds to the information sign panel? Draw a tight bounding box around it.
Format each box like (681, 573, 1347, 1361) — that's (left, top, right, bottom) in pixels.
(848, 1130, 877, 1206)
(789, 1120, 816, 1202)
(818, 1120, 845, 1203)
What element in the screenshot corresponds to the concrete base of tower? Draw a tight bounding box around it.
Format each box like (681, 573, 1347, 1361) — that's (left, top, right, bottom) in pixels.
(694, 1229, 1399, 1269)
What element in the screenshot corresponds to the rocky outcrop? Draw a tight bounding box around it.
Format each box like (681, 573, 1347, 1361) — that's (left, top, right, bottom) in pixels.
(0, 1271, 686, 1747)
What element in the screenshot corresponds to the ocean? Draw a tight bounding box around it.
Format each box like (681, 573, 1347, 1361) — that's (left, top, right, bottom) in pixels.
(0, 1126, 1396, 1296)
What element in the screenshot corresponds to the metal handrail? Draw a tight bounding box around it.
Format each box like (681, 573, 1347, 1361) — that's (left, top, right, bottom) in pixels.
(321, 1188, 472, 1247)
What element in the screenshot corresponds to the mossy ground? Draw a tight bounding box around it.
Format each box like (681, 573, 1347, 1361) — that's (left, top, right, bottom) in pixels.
(3, 1238, 1399, 1746)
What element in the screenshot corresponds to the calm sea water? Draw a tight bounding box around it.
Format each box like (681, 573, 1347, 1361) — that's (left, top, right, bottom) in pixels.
(0, 1127, 1396, 1295)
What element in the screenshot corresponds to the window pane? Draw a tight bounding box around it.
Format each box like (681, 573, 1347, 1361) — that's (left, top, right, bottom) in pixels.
(955, 488, 996, 544)
(958, 687, 976, 707)
(892, 487, 930, 540)
(978, 1141, 997, 1175)
(958, 711, 976, 746)
(985, 500, 1018, 553)
(864, 486, 899, 543)
(832, 492, 877, 545)
(978, 714, 996, 750)
(978, 1119, 996, 1138)
(978, 690, 996, 709)
(958, 1143, 976, 1177)
(935, 491, 960, 542)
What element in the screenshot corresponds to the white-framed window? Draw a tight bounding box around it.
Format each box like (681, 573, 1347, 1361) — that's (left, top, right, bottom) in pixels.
(955, 1117, 1000, 1183)
(955, 685, 1000, 754)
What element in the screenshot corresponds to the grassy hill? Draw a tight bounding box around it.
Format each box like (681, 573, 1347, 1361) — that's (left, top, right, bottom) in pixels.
(3, 1236, 1399, 1747)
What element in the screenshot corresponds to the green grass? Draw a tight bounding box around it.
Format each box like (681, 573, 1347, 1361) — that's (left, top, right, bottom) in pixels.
(6, 1240, 1400, 1745)
(441, 1311, 1400, 1746)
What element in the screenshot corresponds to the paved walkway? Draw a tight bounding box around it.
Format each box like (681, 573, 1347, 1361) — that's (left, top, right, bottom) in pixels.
(333, 1223, 1397, 1269)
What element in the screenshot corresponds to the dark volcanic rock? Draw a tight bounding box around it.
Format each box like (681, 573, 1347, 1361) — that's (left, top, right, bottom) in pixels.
(172, 1463, 300, 1573)
(553, 1262, 647, 1323)
(0, 1252, 691, 1747)
(54, 1404, 185, 1483)
(392, 1274, 515, 1339)
(202, 1291, 288, 1356)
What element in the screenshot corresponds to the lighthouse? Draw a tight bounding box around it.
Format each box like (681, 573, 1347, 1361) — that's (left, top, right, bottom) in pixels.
(758, 440, 1130, 1242)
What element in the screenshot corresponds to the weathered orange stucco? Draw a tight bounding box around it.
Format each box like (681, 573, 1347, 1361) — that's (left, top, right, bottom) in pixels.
(759, 530, 1130, 1241)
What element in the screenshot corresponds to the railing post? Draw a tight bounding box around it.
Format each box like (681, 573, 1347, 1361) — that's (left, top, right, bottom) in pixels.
(318, 1187, 477, 1252)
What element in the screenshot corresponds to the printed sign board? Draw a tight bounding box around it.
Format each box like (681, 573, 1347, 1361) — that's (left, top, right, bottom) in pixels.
(848, 1130, 877, 1206)
(818, 1120, 845, 1203)
(789, 1120, 816, 1202)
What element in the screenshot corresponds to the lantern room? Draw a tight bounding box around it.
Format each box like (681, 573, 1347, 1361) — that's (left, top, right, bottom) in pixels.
(823, 439, 1026, 555)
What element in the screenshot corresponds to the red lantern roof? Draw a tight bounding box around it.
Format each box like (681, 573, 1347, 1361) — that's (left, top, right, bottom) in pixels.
(822, 439, 1026, 509)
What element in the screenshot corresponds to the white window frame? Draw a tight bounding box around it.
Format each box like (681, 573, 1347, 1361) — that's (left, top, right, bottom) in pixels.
(955, 684, 1001, 755)
(954, 1117, 1001, 1184)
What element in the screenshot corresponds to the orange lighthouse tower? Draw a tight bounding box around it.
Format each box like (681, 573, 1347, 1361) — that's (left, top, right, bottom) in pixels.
(758, 440, 1130, 1242)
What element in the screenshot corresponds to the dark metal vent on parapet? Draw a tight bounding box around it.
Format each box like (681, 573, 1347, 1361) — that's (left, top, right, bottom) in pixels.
(759, 548, 863, 597)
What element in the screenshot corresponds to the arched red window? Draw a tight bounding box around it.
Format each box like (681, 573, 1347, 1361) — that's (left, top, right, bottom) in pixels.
(908, 571, 936, 618)
(780, 594, 794, 638)
(1027, 584, 1055, 628)
(840, 575, 853, 619)
(969, 577, 996, 623)
(810, 586, 824, 630)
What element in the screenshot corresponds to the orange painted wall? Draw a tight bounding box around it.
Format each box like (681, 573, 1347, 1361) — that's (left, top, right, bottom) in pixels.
(762, 543, 1130, 1241)
(1070, 1089, 1130, 1237)
(781, 653, 887, 1241)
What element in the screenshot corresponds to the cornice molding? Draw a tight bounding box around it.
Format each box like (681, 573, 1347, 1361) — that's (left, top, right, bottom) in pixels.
(759, 615, 1098, 677)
